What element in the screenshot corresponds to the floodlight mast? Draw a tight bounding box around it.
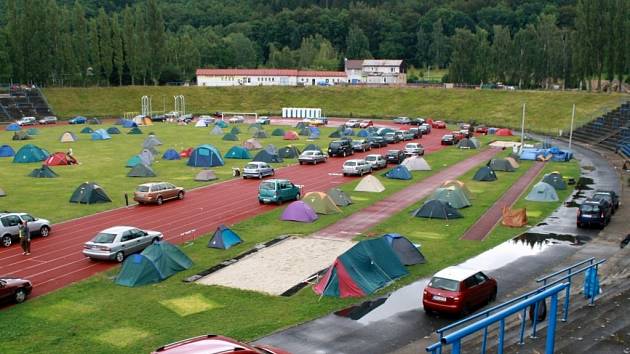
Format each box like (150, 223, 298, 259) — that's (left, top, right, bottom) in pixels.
(519, 103, 526, 152)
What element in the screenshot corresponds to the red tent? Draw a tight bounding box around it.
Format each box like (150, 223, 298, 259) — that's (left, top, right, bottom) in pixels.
(45, 152, 77, 166)
(283, 131, 299, 140)
(180, 147, 193, 157)
(496, 128, 513, 136)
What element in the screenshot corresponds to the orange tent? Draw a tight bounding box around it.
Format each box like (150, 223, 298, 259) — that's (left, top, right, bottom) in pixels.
(501, 206, 527, 227)
(283, 131, 299, 140)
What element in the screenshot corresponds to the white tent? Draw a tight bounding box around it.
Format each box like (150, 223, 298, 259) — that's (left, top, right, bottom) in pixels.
(133, 115, 145, 125)
(195, 120, 208, 128)
(525, 182, 559, 202)
(402, 156, 431, 171)
(354, 175, 385, 193)
(211, 125, 223, 135)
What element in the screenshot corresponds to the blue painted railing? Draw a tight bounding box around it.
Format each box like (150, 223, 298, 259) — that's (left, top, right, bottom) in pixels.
(426, 258, 606, 354)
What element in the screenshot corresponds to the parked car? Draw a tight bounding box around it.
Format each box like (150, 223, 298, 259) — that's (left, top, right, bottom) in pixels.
(365, 154, 387, 170)
(423, 266, 497, 316)
(577, 199, 612, 228)
(475, 126, 488, 134)
(401, 130, 415, 141)
(384, 132, 401, 144)
(342, 159, 372, 176)
(352, 139, 372, 152)
(328, 140, 354, 157)
(393, 117, 411, 124)
(151, 114, 167, 122)
(0, 276, 33, 304)
(38, 116, 57, 125)
(385, 150, 406, 164)
(432, 120, 447, 129)
(228, 115, 245, 124)
(243, 161, 275, 179)
(151, 334, 291, 354)
(0, 212, 52, 247)
(410, 118, 425, 126)
(452, 131, 466, 140)
(258, 179, 301, 205)
(404, 143, 425, 156)
(359, 120, 373, 128)
(345, 119, 361, 128)
(256, 116, 270, 125)
(368, 136, 388, 148)
(419, 123, 432, 134)
(134, 182, 185, 205)
(198, 115, 215, 124)
(408, 128, 422, 139)
(441, 134, 458, 145)
(592, 190, 620, 212)
(16, 117, 37, 126)
(309, 117, 328, 126)
(83, 226, 164, 262)
(298, 150, 327, 165)
(68, 116, 87, 124)
(177, 114, 193, 124)
(459, 129, 472, 139)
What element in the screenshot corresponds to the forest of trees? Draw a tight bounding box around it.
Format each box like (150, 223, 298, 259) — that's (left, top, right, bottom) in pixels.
(0, 0, 627, 90)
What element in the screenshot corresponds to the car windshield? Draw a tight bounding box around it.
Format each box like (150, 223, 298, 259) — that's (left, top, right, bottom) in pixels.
(303, 151, 315, 156)
(92, 232, 117, 244)
(444, 135, 453, 138)
(385, 133, 394, 137)
(330, 142, 341, 148)
(136, 185, 150, 192)
(429, 277, 460, 291)
(260, 182, 276, 191)
(245, 163, 259, 169)
(581, 204, 600, 213)
(592, 194, 611, 201)
(344, 161, 356, 166)
(366, 156, 376, 161)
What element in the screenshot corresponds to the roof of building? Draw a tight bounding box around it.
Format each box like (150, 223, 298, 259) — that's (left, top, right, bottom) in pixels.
(362, 59, 404, 67)
(196, 68, 346, 78)
(344, 59, 364, 70)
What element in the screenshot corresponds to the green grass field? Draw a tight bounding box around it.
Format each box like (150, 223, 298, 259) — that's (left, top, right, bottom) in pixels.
(43, 86, 627, 133)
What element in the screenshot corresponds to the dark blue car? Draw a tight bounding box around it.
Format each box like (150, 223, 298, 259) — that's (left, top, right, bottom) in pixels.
(69, 116, 87, 124)
(577, 199, 611, 228)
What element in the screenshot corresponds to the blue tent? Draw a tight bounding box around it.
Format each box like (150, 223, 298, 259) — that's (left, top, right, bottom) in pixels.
(357, 129, 370, 137)
(12, 144, 49, 163)
(224, 146, 252, 159)
(343, 128, 355, 136)
(385, 165, 412, 180)
(80, 126, 93, 134)
(208, 225, 243, 249)
(91, 129, 111, 140)
(381, 233, 426, 265)
(187, 144, 224, 167)
(548, 146, 573, 162)
(5, 123, 20, 131)
(122, 119, 137, 128)
(519, 148, 550, 161)
(308, 126, 321, 139)
(162, 149, 181, 160)
(0, 144, 15, 157)
(126, 155, 142, 167)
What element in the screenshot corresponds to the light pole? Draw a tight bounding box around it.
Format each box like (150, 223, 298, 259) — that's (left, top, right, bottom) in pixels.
(568, 104, 575, 151)
(519, 103, 526, 152)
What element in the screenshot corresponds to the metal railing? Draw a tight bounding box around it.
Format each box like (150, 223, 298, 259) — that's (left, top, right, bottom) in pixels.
(426, 258, 606, 354)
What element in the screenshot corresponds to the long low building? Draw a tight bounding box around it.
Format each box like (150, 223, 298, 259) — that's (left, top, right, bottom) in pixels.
(196, 69, 347, 87)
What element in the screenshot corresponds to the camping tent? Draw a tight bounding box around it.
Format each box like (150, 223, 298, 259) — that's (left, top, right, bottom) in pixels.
(248, 123, 262, 131)
(5, 123, 20, 131)
(139, 149, 155, 165)
(80, 127, 93, 134)
(302, 192, 342, 215)
(501, 207, 528, 227)
(264, 144, 278, 154)
(128, 127, 143, 134)
(162, 149, 181, 160)
(381, 233, 426, 265)
(280, 201, 318, 223)
(106, 127, 121, 134)
(313, 238, 408, 298)
(470, 137, 481, 148)
(278, 145, 301, 159)
(303, 144, 322, 152)
(412, 200, 463, 219)
(295, 122, 306, 130)
(473, 166, 498, 181)
(91, 129, 111, 140)
(299, 127, 310, 136)
(0, 187, 5, 197)
(122, 119, 137, 128)
(253, 130, 268, 138)
(496, 128, 513, 136)
(195, 120, 207, 128)
(385, 165, 412, 180)
(243, 139, 262, 150)
(505, 157, 520, 169)
(89, 118, 101, 125)
(59, 132, 78, 142)
(12, 144, 49, 163)
(222, 133, 239, 141)
(548, 146, 573, 162)
(308, 127, 321, 139)
(327, 188, 352, 207)
(195, 170, 217, 181)
(28, 164, 58, 178)
(26, 128, 39, 135)
(525, 182, 559, 202)
(252, 149, 283, 163)
(357, 129, 370, 138)
(457, 138, 477, 149)
(208, 225, 243, 249)
(542, 172, 567, 190)
(127, 163, 156, 177)
(329, 130, 343, 138)
(519, 148, 550, 161)
(430, 187, 471, 209)
(126, 155, 142, 168)
(143, 136, 162, 148)
(224, 146, 251, 159)
(354, 175, 385, 193)
(440, 180, 472, 199)
(12, 131, 31, 140)
(69, 182, 111, 204)
(271, 128, 285, 136)
(283, 131, 299, 140)
(0, 144, 15, 157)
(230, 127, 240, 135)
(211, 125, 223, 135)
(215, 120, 228, 128)
(401, 156, 431, 171)
(45, 152, 77, 166)
(115, 241, 193, 287)
(488, 159, 515, 172)
(343, 128, 355, 136)
(187, 145, 224, 167)
(180, 147, 193, 158)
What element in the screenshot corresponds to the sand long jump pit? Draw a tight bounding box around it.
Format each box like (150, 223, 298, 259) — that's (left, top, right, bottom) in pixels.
(196, 236, 355, 295)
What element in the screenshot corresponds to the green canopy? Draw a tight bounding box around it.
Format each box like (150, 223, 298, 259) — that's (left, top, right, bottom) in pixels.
(430, 187, 471, 209)
(28, 165, 58, 178)
(69, 182, 112, 204)
(127, 163, 156, 177)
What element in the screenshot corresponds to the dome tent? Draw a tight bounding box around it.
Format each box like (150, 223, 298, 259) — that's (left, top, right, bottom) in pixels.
(211, 125, 223, 135)
(430, 187, 471, 209)
(302, 192, 342, 215)
(222, 133, 239, 141)
(327, 187, 352, 207)
(440, 180, 472, 199)
(252, 149, 283, 163)
(69, 182, 112, 204)
(187, 145, 224, 167)
(303, 144, 322, 152)
(278, 145, 301, 159)
(126, 155, 142, 168)
(488, 159, 515, 172)
(542, 172, 567, 190)
(271, 128, 285, 136)
(106, 127, 121, 134)
(28, 164, 58, 178)
(283, 131, 299, 140)
(91, 129, 111, 140)
(243, 139, 262, 150)
(525, 182, 559, 202)
(45, 152, 77, 166)
(194, 170, 218, 181)
(80, 126, 93, 134)
(127, 163, 157, 177)
(401, 156, 431, 171)
(208, 225, 242, 249)
(412, 200, 463, 219)
(59, 131, 78, 142)
(384, 165, 412, 180)
(354, 175, 385, 193)
(280, 201, 318, 223)
(0, 144, 15, 157)
(473, 166, 497, 181)
(381, 233, 426, 265)
(224, 146, 251, 159)
(12, 144, 49, 163)
(5, 123, 20, 131)
(115, 241, 193, 287)
(162, 149, 181, 160)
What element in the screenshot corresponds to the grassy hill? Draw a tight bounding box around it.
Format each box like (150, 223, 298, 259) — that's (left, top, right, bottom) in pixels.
(44, 86, 628, 133)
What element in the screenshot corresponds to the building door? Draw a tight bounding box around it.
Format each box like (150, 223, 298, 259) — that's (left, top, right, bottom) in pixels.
(312, 79, 315, 85)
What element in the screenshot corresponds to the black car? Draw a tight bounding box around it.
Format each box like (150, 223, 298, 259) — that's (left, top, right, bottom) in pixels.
(441, 134, 457, 145)
(592, 190, 619, 212)
(385, 150, 406, 164)
(368, 136, 388, 148)
(384, 132, 401, 144)
(577, 199, 612, 228)
(410, 118, 425, 126)
(408, 128, 422, 139)
(328, 140, 354, 157)
(151, 114, 167, 122)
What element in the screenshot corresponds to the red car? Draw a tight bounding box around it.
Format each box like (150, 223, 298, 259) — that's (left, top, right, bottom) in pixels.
(152, 334, 291, 354)
(422, 266, 497, 316)
(475, 126, 488, 134)
(0, 276, 33, 304)
(432, 120, 447, 129)
(359, 120, 373, 128)
(451, 131, 466, 140)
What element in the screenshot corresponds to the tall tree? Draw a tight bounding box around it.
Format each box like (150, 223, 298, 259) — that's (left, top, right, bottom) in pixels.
(490, 25, 512, 83)
(0, 29, 12, 82)
(449, 28, 477, 83)
(5, 0, 24, 81)
(134, 5, 149, 84)
(415, 26, 429, 67)
(88, 19, 101, 84)
(146, 0, 166, 85)
(429, 19, 450, 69)
(111, 14, 124, 85)
(345, 25, 371, 59)
(313, 38, 339, 70)
(122, 6, 136, 85)
(72, 1, 89, 85)
(97, 8, 113, 85)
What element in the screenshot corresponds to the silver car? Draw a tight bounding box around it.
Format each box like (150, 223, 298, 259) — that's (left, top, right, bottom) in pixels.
(365, 154, 387, 170)
(243, 161, 275, 179)
(83, 226, 163, 262)
(0, 212, 52, 247)
(342, 159, 372, 176)
(298, 150, 327, 165)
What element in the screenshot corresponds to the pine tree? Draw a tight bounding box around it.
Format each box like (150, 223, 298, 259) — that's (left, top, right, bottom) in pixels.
(97, 8, 113, 86)
(88, 19, 101, 85)
(111, 14, 124, 86)
(146, 0, 166, 85)
(345, 25, 371, 59)
(72, 1, 89, 85)
(122, 6, 136, 85)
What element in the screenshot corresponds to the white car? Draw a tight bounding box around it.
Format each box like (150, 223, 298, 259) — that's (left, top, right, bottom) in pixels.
(228, 115, 245, 123)
(342, 159, 372, 176)
(345, 119, 361, 128)
(404, 143, 425, 156)
(243, 161, 275, 179)
(82, 226, 163, 262)
(16, 117, 37, 126)
(365, 154, 387, 170)
(298, 150, 327, 165)
(256, 116, 271, 125)
(198, 115, 215, 124)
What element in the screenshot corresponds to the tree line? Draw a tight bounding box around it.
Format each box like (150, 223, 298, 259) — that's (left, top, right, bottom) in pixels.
(0, 0, 627, 90)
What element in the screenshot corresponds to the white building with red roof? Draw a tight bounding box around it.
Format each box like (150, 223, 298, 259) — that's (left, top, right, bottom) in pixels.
(196, 68, 347, 87)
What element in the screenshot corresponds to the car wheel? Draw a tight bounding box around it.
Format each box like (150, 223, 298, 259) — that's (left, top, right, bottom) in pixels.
(490, 288, 497, 302)
(258, 200, 264, 205)
(343, 173, 347, 177)
(271, 169, 275, 176)
(299, 161, 303, 165)
(152, 237, 160, 244)
(295, 193, 301, 201)
(359, 170, 364, 176)
(1, 235, 11, 247)
(577, 222, 582, 228)
(156, 196, 163, 205)
(115, 251, 125, 263)
(14, 288, 27, 303)
(276, 199, 282, 205)
(177, 191, 185, 200)
(342, 151, 346, 157)
(40, 226, 50, 238)
(460, 305, 472, 317)
(258, 173, 263, 179)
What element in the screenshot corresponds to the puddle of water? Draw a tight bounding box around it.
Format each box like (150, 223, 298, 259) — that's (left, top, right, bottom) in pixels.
(582, 166, 596, 171)
(576, 177, 594, 190)
(513, 233, 585, 247)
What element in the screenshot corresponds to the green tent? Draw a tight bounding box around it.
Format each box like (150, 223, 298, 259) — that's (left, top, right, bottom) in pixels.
(473, 166, 498, 181)
(12, 131, 32, 140)
(224, 146, 251, 159)
(13, 144, 49, 163)
(128, 127, 143, 134)
(327, 187, 352, 207)
(488, 159, 515, 172)
(412, 200, 463, 219)
(278, 145, 301, 159)
(215, 120, 228, 128)
(115, 241, 193, 287)
(69, 182, 112, 204)
(127, 163, 156, 177)
(430, 187, 471, 209)
(28, 164, 58, 178)
(303, 192, 342, 214)
(525, 181, 559, 202)
(271, 128, 285, 136)
(542, 172, 567, 190)
(115, 254, 162, 287)
(126, 155, 142, 168)
(329, 130, 342, 138)
(222, 133, 239, 141)
(230, 127, 240, 135)
(253, 130, 268, 138)
(80, 127, 93, 134)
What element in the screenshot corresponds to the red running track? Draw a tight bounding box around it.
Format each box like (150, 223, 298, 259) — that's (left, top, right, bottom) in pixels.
(460, 161, 545, 241)
(0, 124, 449, 300)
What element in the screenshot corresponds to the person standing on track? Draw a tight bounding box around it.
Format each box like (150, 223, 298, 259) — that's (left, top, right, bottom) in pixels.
(19, 220, 31, 255)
